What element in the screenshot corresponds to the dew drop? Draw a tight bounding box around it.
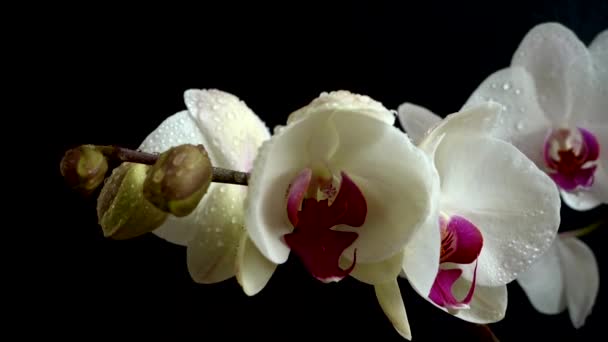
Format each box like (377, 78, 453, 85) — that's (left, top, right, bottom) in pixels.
(514, 88, 521, 95)
(502, 82, 511, 91)
(516, 122, 524, 131)
(490, 83, 497, 89)
(219, 187, 226, 193)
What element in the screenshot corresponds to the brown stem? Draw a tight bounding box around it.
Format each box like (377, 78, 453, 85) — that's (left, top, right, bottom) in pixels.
(93, 145, 249, 186)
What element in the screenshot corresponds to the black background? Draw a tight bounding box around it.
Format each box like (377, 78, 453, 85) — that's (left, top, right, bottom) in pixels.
(38, 1, 608, 341)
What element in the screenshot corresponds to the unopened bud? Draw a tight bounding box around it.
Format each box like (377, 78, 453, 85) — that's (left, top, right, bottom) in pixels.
(60, 145, 108, 196)
(143, 144, 213, 217)
(97, 162, 168, 240)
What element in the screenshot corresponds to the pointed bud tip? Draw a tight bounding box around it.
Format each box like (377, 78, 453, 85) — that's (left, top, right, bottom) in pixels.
(143, 144, 213, 217)
(60, 145, 108, 196)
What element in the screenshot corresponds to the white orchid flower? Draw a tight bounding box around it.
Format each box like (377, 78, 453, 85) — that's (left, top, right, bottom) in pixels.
(396, 102, 561, 325)
(463, 23, 608, 211)
(517, 234, 599, 328)
(138, 89, 276, 295)
(244, 91, 438, 339)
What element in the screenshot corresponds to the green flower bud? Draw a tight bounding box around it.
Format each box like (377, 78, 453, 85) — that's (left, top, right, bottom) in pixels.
(97, 162, 168, 240)
(60, 145, 108, 196)
(143, 144, 213, 217)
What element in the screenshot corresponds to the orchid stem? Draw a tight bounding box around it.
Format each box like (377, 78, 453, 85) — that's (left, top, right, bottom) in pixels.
(560, 220, 606, 238)
(93, 145, 249, 186)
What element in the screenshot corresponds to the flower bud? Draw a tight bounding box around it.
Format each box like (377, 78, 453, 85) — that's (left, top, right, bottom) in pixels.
(97, 162, 168, 240)
(60, 145, 108, 196)
(143, 144, 213, 217)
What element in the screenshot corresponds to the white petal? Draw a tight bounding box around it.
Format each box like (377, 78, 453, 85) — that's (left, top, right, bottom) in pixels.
(236, 232, 277, 296)
(374, 280, 412, 340)
(396, 102, 442, 145)
(512, 22, 593, 123)
(558, 237, 600, 328)
(343, 252, 404, 285)
(452, 282, 507, 324)
(184, 89, 270, 172)
(402, 213, 441, 298)
(245, 113, 337, 264)
(420, 101, 502, 152)
(517, 241, 566, 314)
(582, 30, 608, 126)
(286, 90, 395, 126)
(590, 30, 608, 55)
(462, 67, 552, 167)
(330, 112, 438, 263)
(435, 135, 561, 287)
(186, 184, 247, 284)
(138, 110, 207, 245)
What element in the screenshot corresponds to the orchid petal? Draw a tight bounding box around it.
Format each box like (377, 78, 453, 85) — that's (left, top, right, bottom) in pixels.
(580, 30, 608, 126)
(184, 89, 270, 172)
(559, 237, 600, 328)
(343, 252, 404, 285)
(396, 103, 442, 145)
(287, 90, 395, 126)
(420, 102, 502, 152)
(138, 110, 207, 245)
(236, 232, 277, 296)
(516, 241, 566, 314)
(330, 112, 437, 263)
(462, 67, 552, 167)
(435, 135, 560, 287)
(186, 184, 246, 284)
(512, 23, 593, 123)
(374, 280, 412, 340)
(402, 195, 441, 297)
(451, 282, 507, 324)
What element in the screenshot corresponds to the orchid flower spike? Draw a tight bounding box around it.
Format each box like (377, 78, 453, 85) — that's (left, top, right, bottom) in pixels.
(397, 102, 561, 327)
(463, 23, 608, 211)
(121, 89, 275, 291)
(244, 91, 439, 339)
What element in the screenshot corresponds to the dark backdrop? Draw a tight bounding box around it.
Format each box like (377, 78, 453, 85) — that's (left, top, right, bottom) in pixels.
(41, 1, 607, 341)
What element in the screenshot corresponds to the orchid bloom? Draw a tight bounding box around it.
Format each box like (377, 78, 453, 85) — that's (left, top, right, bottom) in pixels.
(138, 89, 276, 295)
(396, 102, 561, 326)
(244, 91, 438, 337)
(462, 23, 608, 211)
(517, 233, 599, 328)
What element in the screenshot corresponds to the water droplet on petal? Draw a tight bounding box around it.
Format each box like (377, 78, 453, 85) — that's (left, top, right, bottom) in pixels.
(516, 122, 524, 131)
(514, 88, 521, 95)
(502, 82, 511, 90)
(490, 83, 497, 89)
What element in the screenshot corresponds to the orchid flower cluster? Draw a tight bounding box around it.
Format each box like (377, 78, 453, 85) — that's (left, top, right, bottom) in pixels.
(60, 23, 606, 339)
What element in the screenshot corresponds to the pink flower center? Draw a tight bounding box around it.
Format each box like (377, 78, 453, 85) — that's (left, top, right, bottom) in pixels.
(283, 168, 367, 283)
(429, 215, 483, 310)
(543, 127, 600, 191)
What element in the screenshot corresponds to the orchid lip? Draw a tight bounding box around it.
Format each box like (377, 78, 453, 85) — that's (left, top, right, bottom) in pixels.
(283, 168, 367, 283)
(430, 215, 483, 310)
(543, 127, 600, 191)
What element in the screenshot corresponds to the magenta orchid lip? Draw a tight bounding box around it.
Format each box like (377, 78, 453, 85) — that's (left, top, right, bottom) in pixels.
(544, 127, 600, 192)
(284, 169, 367, 283)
